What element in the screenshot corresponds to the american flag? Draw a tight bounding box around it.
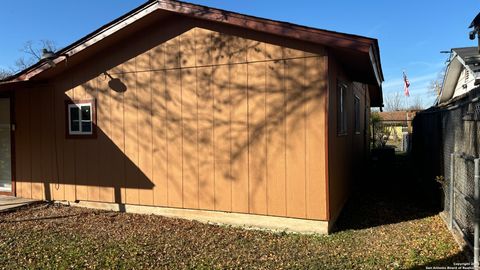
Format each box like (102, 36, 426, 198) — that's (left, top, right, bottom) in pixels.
(403, 72, 410, 97)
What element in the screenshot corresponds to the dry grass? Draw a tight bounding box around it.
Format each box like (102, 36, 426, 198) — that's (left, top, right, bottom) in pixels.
(0, 194, 466, 270)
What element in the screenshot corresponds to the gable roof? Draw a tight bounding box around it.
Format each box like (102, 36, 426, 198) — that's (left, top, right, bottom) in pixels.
(438, 47, 480, 104)
(378, 111, 418, 122)
(0, 0, 384, 105)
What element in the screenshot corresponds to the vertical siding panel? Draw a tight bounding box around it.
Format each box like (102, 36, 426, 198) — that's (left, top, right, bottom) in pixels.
(137, 47, 154, 205)
(63, 87, 76, 202)
(97, 76, 114, 203)
(124, 71, 140, 205)
(152, 70, 168, 206)
(73, 81, 88, 201)
(182, 68, 199, 209)
(266, 56, 287, 217)
(15, 89, 31, 199)
(41, 88, 54, 201)
(165, 37, 181, 69)
(213, 64, 231, 212)
(137, 79, 154, 205)
(211, 32, 229, 66)
(230, 63, 249, 213)
(306, 57, 327, 220)
(197, 66, 215, 210)
(138, 68, 154, 206)
(30, 88, 44, 200)
(247, 41, 266, 62)
(12, 91, 20, 198)
(285, 58, 307, 218)
(228, 36, 247, 64)
(14, 90, 22, 198)
(151, 43, 166, 71)
(166, 69, 183, 208)
(51, 86, 65, 201)
(180, 29, 196, 68)
(85, 78, 100, 202)
(196, 29, 215, 210)
(195, 28, 213, 67)
(247, 62, 267, 215)
(110, 74, 126, 205)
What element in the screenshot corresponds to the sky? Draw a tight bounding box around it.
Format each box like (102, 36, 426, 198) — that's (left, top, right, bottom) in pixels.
(0, 0, 478, 108)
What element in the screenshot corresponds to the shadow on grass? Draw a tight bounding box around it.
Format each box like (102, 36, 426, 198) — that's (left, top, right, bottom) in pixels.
(334, 152, 443, 231)
(0, 213, 81, 223)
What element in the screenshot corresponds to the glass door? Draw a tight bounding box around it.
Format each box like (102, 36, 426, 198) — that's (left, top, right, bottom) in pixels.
(0, 98, 11, 193)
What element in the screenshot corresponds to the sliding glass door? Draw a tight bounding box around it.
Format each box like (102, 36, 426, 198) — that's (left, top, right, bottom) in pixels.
(0, 98, 11, 193)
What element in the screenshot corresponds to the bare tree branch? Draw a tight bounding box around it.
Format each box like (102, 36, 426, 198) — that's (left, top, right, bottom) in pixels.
(0, 68, 12, 80)
(428, 67, 446, 97)
(14, 40, 57, 71)
(384, 92, 405, 111)
(408, 96, 425, 110)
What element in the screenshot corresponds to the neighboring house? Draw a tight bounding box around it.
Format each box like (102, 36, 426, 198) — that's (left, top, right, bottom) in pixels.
(0, 0, 383, 233)
(438, 47, 480, 104)
(378, 110, 418, 131)
(375, 111, 417, 151)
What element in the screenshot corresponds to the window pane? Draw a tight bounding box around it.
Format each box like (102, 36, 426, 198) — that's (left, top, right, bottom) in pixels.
(337, 84, 347, 134)
(354, 97, 360, 133)
(81, 105, 91, 121)
(70, 106, 79, 121)
(81, 121, 92, 133)
(71, 120, 80, 132)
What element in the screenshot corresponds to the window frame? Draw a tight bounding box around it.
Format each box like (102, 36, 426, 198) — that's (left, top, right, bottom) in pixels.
(65, 99, 97, 139)
(354, 95, 361, 135)
(337, 82, 348, 136)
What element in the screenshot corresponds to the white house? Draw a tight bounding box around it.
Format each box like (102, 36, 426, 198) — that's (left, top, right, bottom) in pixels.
(438, 47, 480, 104)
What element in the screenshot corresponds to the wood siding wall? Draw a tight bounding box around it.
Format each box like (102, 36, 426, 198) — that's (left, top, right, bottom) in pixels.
(327, 54, 370, 221)
(14, 24, 329, 220)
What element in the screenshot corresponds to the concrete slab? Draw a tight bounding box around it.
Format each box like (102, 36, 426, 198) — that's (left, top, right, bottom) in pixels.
(0, 196, 40, 212)
(67, 200, 330, 234)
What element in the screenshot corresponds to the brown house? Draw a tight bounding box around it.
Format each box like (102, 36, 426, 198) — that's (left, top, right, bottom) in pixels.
(0, 0, 383, 233)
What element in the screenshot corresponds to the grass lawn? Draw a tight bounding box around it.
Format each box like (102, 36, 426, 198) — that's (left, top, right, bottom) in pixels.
(0, 186, 467, 270)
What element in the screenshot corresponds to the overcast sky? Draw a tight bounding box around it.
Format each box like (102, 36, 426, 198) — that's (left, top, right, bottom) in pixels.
(0, 0, 477, 107)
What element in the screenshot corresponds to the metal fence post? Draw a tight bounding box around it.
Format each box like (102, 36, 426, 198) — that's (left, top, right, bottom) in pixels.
(450, 153, 455, 230)
(474, 158, 480, 270)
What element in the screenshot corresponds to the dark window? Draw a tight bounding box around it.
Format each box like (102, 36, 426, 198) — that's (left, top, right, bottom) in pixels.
(354, 95, 360, 134)
(337, 82, 348, 135)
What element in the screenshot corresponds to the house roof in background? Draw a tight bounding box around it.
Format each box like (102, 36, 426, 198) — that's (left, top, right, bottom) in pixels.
(378, 111, 419, 122)
(439, 46, 480, 104)
(452, 47, 478, 60)
(0, 0, 384, 105)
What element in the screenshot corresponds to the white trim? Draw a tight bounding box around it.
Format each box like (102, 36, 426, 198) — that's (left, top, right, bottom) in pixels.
(68, 102, 93, 135)
(0, 184, 12, 192)
(369, 46, 383, 86)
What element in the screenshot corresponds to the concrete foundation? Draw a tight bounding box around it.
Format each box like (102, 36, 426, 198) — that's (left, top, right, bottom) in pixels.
(61, 200, 329, 234)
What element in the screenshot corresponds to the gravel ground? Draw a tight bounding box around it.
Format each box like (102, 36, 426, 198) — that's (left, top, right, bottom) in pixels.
(0, 190, 466, 270)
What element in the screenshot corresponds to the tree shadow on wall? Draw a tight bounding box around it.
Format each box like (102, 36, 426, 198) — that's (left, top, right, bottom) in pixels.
(23, 14, 335, 214)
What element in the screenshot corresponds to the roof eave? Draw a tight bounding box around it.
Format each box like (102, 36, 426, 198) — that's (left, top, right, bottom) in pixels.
(1, 0, 383, 95)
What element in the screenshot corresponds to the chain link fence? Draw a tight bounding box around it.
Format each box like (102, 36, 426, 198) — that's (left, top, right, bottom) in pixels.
(412, 87, 480, 264)
(449, 153, 478, 247)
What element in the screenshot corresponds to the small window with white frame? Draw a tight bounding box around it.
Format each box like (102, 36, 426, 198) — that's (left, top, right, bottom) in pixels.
(66, 100, 95, 137)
